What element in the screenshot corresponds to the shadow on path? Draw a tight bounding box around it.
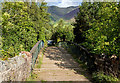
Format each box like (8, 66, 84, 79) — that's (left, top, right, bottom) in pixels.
(44, 46, 92, 81)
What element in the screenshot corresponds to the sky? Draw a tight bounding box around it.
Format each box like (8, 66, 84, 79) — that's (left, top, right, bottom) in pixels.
(44, 0, 120, 7)
(0, 0, 82, 7)
(45, 0, 82, 8)
(0, 0, 119, 8)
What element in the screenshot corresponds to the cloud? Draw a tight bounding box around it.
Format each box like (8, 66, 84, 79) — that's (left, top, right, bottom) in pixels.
(57, 0, 81, 7)
(47, 2, 60, 6)
(45, 0, 82, 2)
(45, 0, 82, 7)
(45, 0, 62, 3)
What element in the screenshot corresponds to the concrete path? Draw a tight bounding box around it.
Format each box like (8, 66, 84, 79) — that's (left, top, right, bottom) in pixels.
(33, 46, 91, 82)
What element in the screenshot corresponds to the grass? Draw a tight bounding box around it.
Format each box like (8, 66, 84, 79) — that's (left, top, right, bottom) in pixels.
(26, 72, 38, 81)
(35, 45, 47, 68)
(41, 80, 47, 83)
(42, 46, 46, 55)
(36, 54, 43, 68)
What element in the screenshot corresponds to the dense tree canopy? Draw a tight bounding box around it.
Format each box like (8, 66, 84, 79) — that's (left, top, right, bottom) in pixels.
(74, 2, 120, 56)
(1, 2, 50, 59)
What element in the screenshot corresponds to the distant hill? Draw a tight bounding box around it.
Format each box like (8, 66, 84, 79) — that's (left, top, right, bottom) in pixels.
(48, 6, 79, 21)
(63, 8, 79, 20)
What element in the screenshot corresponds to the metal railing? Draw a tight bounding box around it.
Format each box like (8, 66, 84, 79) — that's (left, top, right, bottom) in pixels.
(30, 40, 44, 71)
(58, 41, 96, 73)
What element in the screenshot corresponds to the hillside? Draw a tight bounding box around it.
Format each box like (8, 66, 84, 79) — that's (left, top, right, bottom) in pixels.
(48, 6, 79, 21)
(63, 8, 79, 20)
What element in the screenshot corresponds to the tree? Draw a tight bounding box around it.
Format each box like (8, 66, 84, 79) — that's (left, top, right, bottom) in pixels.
(74, 2, 120, 56)
(1, 1, 51, 59)
(51, 19, 74, 42)
(73, 2, 92, 43)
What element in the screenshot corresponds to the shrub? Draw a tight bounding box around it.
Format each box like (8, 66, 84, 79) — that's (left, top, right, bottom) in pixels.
(92, 72, 119, 83)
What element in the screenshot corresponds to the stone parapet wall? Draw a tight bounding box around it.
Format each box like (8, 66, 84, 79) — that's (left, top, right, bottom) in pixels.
(0, 51, 32, 82)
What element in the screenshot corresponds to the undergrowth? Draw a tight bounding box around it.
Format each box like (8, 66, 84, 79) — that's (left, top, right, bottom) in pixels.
(92, 72, 119, 83)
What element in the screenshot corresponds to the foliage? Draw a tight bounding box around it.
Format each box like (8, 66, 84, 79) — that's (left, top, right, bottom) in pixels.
(1, 2, 50, 59)
(28, 2, 50, 41)
(73, 2, 91, 43)
(0, 8, 2, 58)
(92, 72, 119, 83)
(74, 2, 120, 56)
(51, 19, 75, 42)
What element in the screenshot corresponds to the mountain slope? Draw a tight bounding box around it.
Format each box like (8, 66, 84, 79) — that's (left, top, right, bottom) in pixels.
(48, 6, 79, 21)
(63, 8, 79, 20)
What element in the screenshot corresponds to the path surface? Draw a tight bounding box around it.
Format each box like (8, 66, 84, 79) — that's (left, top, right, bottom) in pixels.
(33, 46, 91, 82)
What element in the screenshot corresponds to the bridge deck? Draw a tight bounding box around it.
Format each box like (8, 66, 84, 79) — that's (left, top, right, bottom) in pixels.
(32, 46, 91, 82)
